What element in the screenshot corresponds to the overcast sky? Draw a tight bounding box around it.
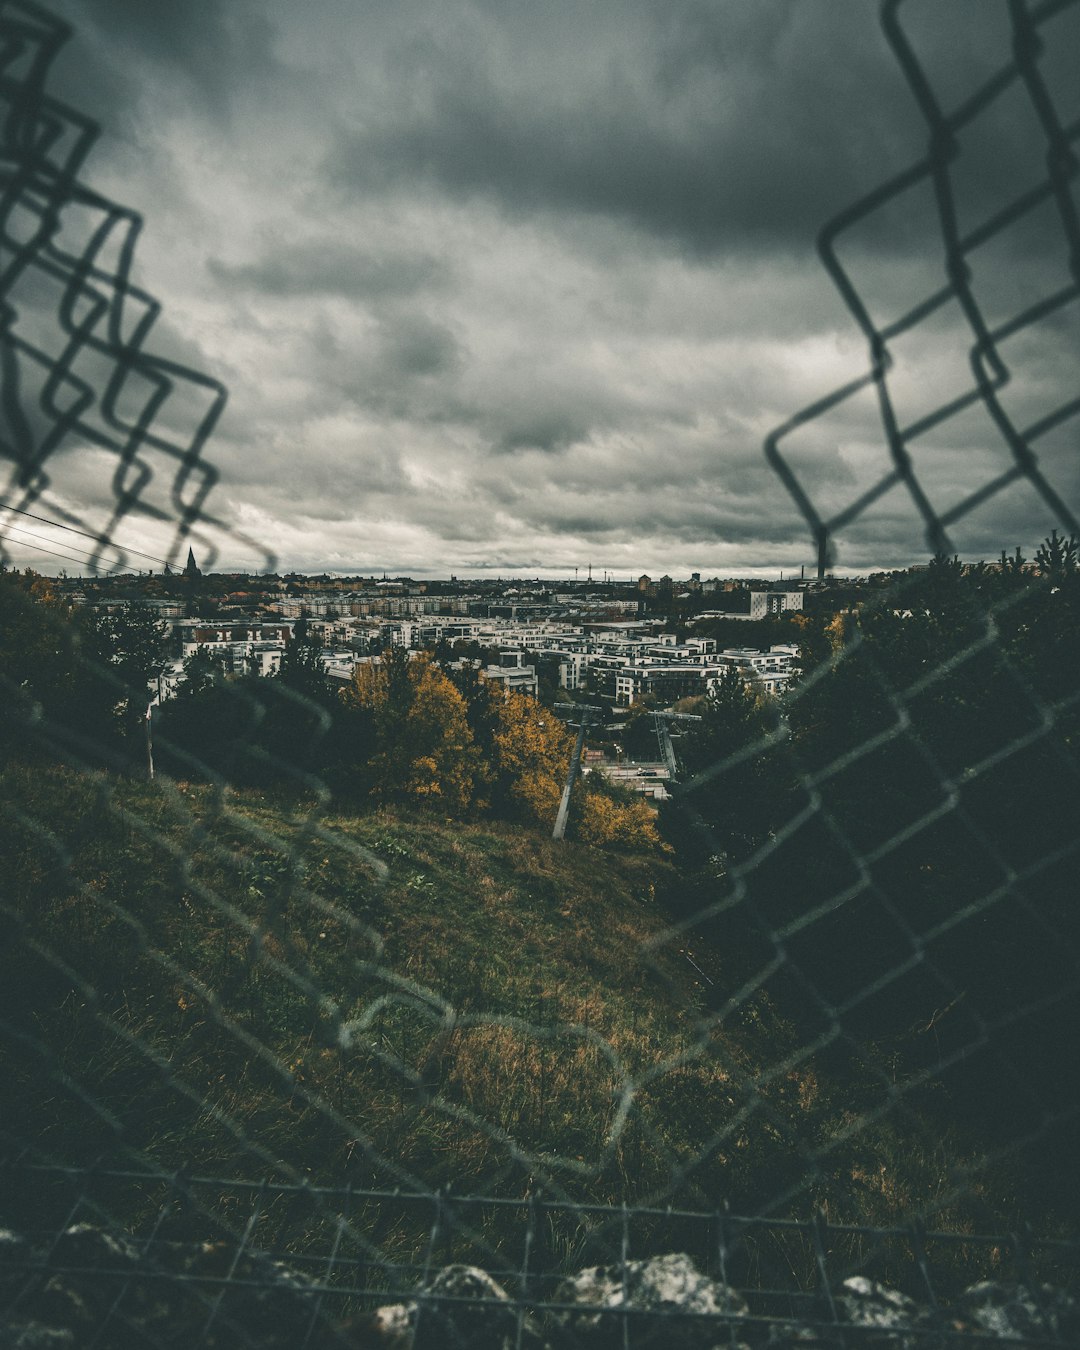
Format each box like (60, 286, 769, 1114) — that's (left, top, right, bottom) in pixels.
(5, 0, 1079, 577)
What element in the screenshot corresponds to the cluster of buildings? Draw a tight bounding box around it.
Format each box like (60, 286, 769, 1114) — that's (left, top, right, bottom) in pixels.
(62, 571, 812, 800)
(132, 588, 803, 709)
(612, 637, 799, 705)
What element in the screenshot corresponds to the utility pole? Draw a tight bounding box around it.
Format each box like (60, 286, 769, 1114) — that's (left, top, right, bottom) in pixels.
(145, 695, 160, 780)
(650, 710, 702, 782)
(552, 702, 604, 840)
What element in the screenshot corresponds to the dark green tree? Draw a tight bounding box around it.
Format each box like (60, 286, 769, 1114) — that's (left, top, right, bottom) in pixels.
(660, 665, 790, 872)
(176, 646, 226, 699)
(622, 703, 662, 762)
(0, 574, 163, 764)
(445, 659, 500, 767)
(1034, 528, 1079, 578)
(80, 605, 170, 741)
(999, 544, 1027, 580)
(679, 666, 772, 776)
(278, 618, 330, 700)
(0, 572, 86, 756)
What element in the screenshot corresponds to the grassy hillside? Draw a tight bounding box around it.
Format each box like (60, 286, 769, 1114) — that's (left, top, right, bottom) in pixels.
(0, 761, 1056, 1289)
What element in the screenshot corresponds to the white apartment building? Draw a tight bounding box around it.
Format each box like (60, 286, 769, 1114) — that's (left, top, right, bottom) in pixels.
(715, 644, 799, 696)
(482, 663, 539, 697)
(614, 644, 799, 706)
(178, 622, 292, 662)
(749, 589, 804, 619)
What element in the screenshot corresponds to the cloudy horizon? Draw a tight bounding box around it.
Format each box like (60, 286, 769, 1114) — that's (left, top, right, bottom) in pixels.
(3, 0, 1078, 579)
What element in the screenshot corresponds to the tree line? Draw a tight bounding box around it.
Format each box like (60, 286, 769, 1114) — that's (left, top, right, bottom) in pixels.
(0, 575, 658, 848)
(0, 570, 170, 765)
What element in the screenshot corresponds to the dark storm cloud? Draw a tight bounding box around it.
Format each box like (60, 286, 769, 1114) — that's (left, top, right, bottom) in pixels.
(322, 0, 1041, 257)
(377, 314, 462, 380)
(208, 242, 450, 301)
(14, 0, 1075, 579)
(59, 0, 281, 117)
(219, 437, 407, 506)
(493, 410, 593, 456)
(282, 310, 466, 427)
(527, 500, 763, 540)
(325, 30, 890, 251)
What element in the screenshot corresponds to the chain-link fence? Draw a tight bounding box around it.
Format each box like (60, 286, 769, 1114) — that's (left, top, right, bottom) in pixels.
(0, 0, 270, 577)
(2, 1, 1079, 1345)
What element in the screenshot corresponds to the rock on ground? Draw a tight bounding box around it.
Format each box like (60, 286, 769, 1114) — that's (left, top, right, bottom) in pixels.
(550, 1251, 750, 1348)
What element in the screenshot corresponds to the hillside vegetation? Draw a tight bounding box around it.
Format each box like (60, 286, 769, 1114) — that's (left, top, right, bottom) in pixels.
(3, 556, 1078, 1291)
(0, 760, 1049, 1290)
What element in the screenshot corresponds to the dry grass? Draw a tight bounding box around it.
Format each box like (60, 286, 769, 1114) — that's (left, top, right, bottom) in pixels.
(0, 760, 1053, 1291)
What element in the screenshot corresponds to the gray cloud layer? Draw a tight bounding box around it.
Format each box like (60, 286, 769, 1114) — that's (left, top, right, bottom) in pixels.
(8, 0, 1077, 576)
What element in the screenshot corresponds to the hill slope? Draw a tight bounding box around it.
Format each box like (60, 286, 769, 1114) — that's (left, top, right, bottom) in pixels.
(0, 761, 1042, 1287)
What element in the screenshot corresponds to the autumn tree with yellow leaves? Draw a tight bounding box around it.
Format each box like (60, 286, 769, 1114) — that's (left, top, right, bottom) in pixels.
(575, 775, 661, 850)
(338, 651, 661, 848)
(483, 683, 658, 848)
(488, 687, 574, 825)
(437, 666, 660, 850)
(342, 648, 483, 812)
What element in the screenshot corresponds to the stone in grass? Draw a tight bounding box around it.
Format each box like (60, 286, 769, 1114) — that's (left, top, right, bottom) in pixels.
(762, 1319, 829, 1347)
(360, 1264, 541, 1350)
(23, 1224, 327, 1349)
(834, 1277, 938, 1348)
(551, 1251, 750, 1349)
(362, 1300, 416, 1349)
(0, 1235, 74, 1350)
(958, 1281, 1079, 1343)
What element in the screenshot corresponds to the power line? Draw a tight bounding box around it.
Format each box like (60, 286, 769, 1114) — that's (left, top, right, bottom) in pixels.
(1, 521, 121, 568)
(0, 533, 109, 573)
(0, 502, 174, 569)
